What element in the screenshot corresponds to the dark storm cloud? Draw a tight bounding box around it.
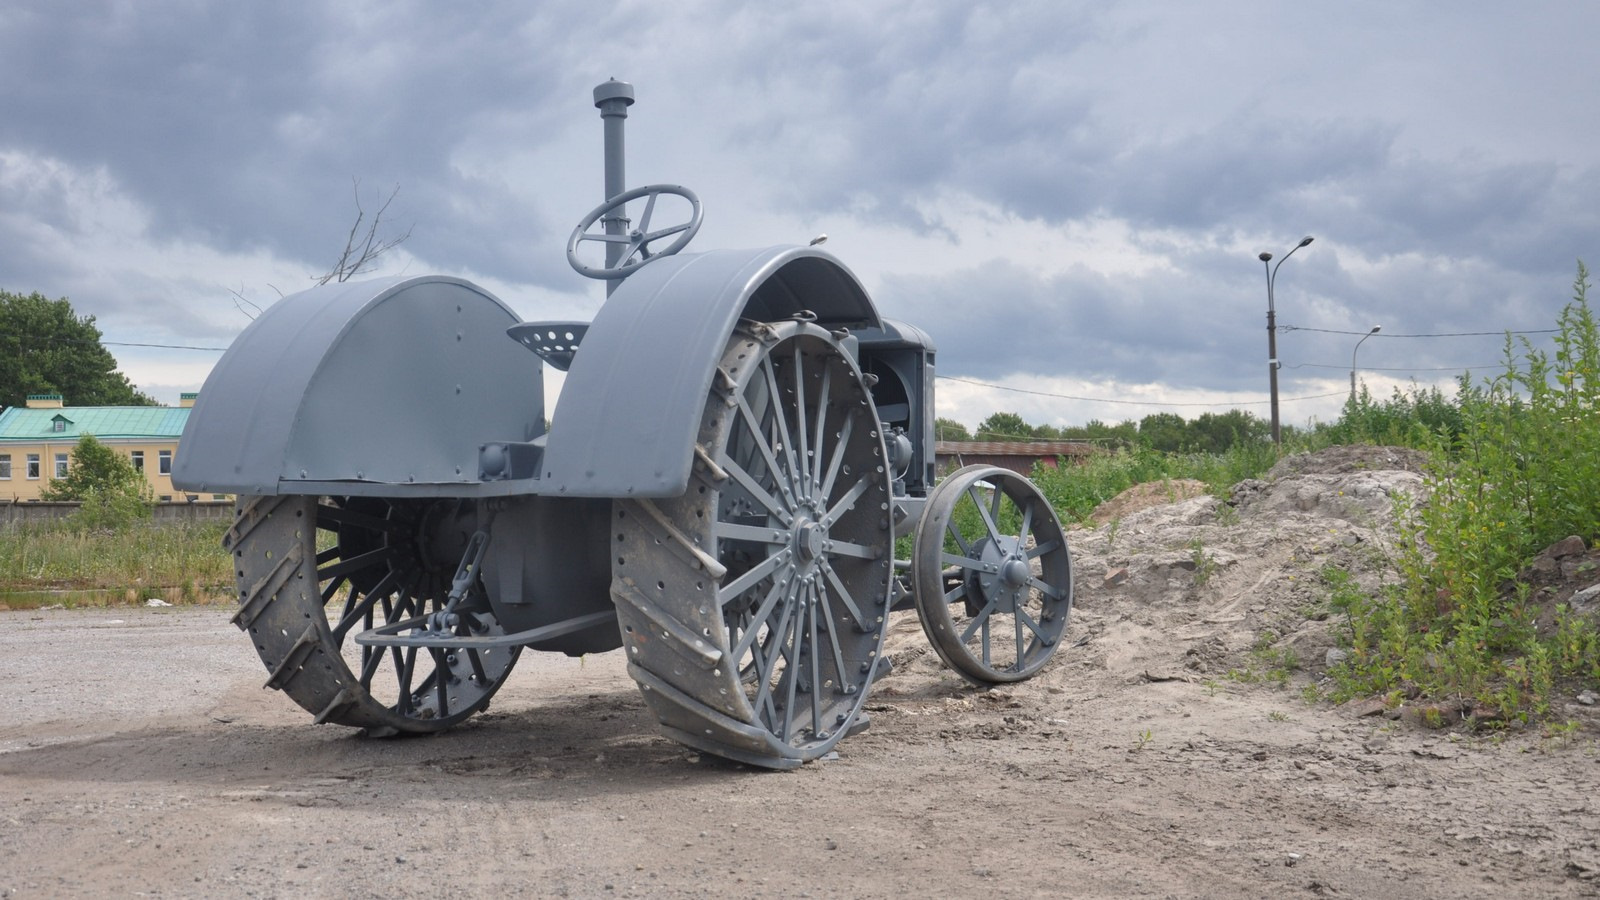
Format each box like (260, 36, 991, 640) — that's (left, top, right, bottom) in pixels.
(0, 2, 594, 285)
(0, 0, 1595, 410)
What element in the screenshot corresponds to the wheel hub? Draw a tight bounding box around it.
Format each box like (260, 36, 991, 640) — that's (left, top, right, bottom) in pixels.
(976, 536, 1027, 614)
(794, 518, 826, 562)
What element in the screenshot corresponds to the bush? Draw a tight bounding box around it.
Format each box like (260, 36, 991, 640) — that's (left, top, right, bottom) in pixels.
(1329, 264, 1600, 716)
(39, 435, 154, 530)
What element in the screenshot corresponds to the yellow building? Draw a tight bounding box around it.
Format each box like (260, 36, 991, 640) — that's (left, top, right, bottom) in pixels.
(0, 393, 220, 503)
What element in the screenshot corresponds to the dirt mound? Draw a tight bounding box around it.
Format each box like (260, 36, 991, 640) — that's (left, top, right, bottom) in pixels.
(1267, 443, 1429, 478)
(1089, 478, 1210, 524)
(1059, 446, 1426, 687)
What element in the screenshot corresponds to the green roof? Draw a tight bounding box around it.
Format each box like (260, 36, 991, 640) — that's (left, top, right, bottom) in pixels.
(0, 405, 190, 441)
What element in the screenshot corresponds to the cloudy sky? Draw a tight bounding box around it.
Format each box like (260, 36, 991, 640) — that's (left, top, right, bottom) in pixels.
(3, 1, 1596, 433)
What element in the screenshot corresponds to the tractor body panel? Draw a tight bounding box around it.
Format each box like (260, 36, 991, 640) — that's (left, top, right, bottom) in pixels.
(173, 276, 543, 497)
(538, 245, 880, 498)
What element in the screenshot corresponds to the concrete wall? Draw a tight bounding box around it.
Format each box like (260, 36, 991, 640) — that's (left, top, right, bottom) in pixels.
(0, 500, 234, 530)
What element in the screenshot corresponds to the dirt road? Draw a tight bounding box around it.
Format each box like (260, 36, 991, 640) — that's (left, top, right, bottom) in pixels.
(3, 450, 1598, 897)
(0, 609, 1592, 899)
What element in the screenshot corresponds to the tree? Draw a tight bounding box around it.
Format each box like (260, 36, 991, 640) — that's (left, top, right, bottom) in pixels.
(934, 417, 972, 441)
(0, 290, 156, 409)
(39, 435, 153, 529)
(1189, 409, 1270, 453)
(1138, 412, 1190, 452)
(975, 411, 1033, 441)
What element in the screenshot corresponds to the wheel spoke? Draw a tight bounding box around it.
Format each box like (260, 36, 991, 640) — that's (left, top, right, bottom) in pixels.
(959, 598, 997, 644)
(1026, 539, 1063, 559)
(818, 413, 853, 499)
(712, 521, 788, 544)
(1026, 576, 1068, 601)
(717, 549, 790, 606)
(825, 539, 880, 560)
(331, 570, 398, 643)
(358, 643, 384, 689)
(815, 577, 853, 695)
(780, 592, 804, 742)
(396, 647, 418, 715)
(1014, 603, 1026, 669)
(578, 231, 633, 245)
(1016, 606, 1053, 644)
(640, 221, 690, 243)
(944, 516, 975, 560)
(941, 551, 989, 572)
(821, 560, 867, 626)
(731, 574, 793, 661)
(720, 447, 793, 525)
(807, 583, 823, 736)
(968, 484, 1003, 545)
(430, 647, 450, 714)
(637, 191, 658, 235)
(759, 357, 805, 502)
(752, 582, 801, 731)
(792, 345, 811, 501)
(317, 546, 390, 583)
(823, 473, 873, 526)
(735, 393, 797, 514)
(1016, 501, 1035, 548)
(467, 647, 489, 685)
(810, 363, 832, 491)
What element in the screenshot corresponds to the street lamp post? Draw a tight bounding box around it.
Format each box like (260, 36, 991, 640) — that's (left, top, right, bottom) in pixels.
(1259, 235, 1314, 447)
(1350, 325, 1381, 402)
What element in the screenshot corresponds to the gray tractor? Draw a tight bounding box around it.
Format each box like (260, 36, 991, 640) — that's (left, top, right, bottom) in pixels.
(174, 80, 1074, 769)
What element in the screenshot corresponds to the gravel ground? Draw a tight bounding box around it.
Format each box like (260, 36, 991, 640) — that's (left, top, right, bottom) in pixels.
(2, 451, 1598, 898)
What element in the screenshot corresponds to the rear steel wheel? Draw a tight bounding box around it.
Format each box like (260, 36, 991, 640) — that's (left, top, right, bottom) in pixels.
(613, 319, 894, 768)
(226, 494, 520, 734)
(912, 465, 1073, 684)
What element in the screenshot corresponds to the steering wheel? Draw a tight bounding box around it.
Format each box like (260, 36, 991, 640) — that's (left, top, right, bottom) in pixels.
(567, 184, 703, 280)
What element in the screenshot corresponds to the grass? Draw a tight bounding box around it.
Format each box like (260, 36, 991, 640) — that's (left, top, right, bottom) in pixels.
(1029, 442, 1278, 524)
(1320, 264, 1600, 723)
(0, 520, 234, 608)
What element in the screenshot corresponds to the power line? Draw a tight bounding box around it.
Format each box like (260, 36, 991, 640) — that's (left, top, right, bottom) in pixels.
(1280, 325, 1558, 338)
(937, 375, 1346, 408)
(1290, 362, 1508, 373)
(0, 332, 229, 351)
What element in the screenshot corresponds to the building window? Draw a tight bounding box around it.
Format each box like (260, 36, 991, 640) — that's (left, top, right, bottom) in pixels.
(0, 454, 9, 479)
(26, 454, 40, 479)
(158, 449, 172, 475)
(53, 419, 66, 433)
(54, 453, 69, 479)
(130, 450, 144, 472)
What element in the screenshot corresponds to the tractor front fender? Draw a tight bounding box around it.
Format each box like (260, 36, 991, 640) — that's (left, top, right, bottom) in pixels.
(173, 276, 543, 496)
(539, 246, 881, 498)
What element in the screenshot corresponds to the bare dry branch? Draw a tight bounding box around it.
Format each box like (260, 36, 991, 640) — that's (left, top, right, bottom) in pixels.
(316, 179, 413, 285)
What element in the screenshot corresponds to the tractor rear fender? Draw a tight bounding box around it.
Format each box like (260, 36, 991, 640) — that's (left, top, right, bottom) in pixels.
(539, 245, 881, 498)
(173, 276, 543, 496)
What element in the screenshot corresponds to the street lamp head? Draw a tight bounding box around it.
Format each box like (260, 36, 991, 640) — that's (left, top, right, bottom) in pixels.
(1298, 236, 1314, 248)
(1259, 251, 1273, 262)
(1369, 325, 1381, 335)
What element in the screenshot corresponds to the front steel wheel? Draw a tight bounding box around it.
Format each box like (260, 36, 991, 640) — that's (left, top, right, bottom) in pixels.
(226, 494, 519, 735)
(912, 465, 1073, 684)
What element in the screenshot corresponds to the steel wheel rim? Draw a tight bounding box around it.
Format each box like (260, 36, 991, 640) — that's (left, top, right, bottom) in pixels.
(614, 320, 893, 767)
(714, 325, 892, 753)
(230, 495, 519, 733)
